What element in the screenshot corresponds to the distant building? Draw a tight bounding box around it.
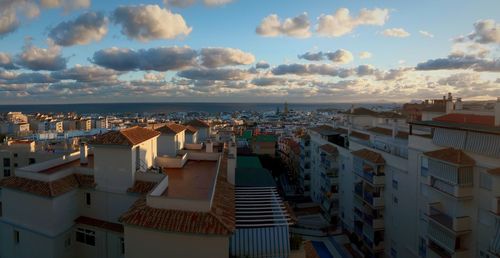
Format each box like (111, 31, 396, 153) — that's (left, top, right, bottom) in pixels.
(251, 135, 277, 157)
(185, 119, 211, 142)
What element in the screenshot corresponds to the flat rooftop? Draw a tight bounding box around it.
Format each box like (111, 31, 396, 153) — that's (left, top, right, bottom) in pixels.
(161, 160, 218, 200)
(39, 155, 94, 175)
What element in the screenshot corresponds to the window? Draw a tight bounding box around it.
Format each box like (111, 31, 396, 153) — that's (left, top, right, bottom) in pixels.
(13, 153, 17, 158)
(120, 237, 125, 254)
(392, 179, 399, 190)
(85, 193, 91, 206)
(420, 156, 429, 177)
(393, 195, 398, 205)
(480, 172, 493, 191)
(64, 235, 71, 248)
(418, 237, 426, 258)
(3, 169, 10, 177)
(3, 158, 10, 167)
(28, 158, 36, 165)
(76, 228, 95, 246)
(14, 163, 18, 168)
(14, 230, 19, 244)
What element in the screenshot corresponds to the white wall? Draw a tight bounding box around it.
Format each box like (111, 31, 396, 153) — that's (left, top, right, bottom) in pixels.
(124, 226, 229, 258)
(94, 146, 133, 193)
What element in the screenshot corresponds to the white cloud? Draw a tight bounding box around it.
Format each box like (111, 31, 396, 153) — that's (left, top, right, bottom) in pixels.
(461, 19, 500, 44)
(359, 51, 372, 59)
(419, 30, 434, 38)
(200, 48, 255, 68)
(316, 8, 389, 37)
(256, 13, 311, 38)
(16, 39, 68, 71)
(112, 5, 192, 42)
(325, 49, 353, 64)
(382, 28, 410, 38)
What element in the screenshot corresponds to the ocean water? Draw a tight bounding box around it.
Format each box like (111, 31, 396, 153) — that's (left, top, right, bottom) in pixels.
(0, 102, 392, 115)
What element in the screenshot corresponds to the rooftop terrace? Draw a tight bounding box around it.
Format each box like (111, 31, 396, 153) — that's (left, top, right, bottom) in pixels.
(161, 160, 218, 200)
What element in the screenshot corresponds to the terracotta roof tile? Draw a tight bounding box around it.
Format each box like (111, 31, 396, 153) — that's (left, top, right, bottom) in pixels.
(487, 168, 500, 176)
(127, 180, 158, 194)
(320, 144, 338, 155)
(367, 127, 409, 139)
(185, 125, 198, 133)
(424, 148, 475, 166)
(350, 131, 370, 141)
(156, 123, 186, 134)
(433, 113, 495, 127)
(0, 173, 95, 197)
(310, 125, 338, 136)
(351, 148, 385, 164)
(75, 216, 124, 233)
(120, 151, 235, 235)
(186, 119, 210, 128)
(90, 126, 160, 146)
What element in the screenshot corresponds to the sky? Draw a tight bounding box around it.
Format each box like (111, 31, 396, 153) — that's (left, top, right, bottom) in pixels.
(0, 0, 499, 104)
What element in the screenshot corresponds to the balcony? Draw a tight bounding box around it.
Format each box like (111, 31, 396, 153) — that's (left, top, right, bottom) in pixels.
(363, 213, 384, 230)
(428, 205, 472, 232)
(364, 191, 384, 208)
(427, 240, 469, 258)
(354, 163, 385, 185)
(429, 178, 473, 198)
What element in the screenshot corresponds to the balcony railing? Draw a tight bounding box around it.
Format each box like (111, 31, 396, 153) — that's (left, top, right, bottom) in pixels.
(430, 178, 473, 198)
(428, 206, 471, 232)
(427, 240, 469, 258)
(492, 197, 500, 215)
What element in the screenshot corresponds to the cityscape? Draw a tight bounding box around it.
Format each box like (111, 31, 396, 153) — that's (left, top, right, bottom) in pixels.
(0, 1, 500, 258)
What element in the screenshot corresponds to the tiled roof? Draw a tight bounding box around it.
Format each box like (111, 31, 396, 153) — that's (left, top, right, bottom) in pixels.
(422, 105, 446, 113)
(90, 126, 160, 146)
(367, 127, 409, 139)
(185, 125, 198, 133)
(320, 144, 338, 155)
(377, 111, 406, 119)
(424, 148, 475, 166)
(75, 216, 124, 233)
(351, 148, 385, 164)
(186, 119, 210, 128)
(0, 174, 95, 197)
(350, 131, 370, 141)
(127, 180, 158, 194)
(156, 123, 186, 134)
(120, 151, 235, 235)
(310, 125, 339, 136)
(349, 107, 378, 116)
(433, 113, 495, 127)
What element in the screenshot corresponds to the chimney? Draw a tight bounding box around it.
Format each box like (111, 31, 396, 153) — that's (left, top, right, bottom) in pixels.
(80, 142, 88, 165)
(446, 92, 454, 114)
(392, 120, 398, 139)
(455, 97, 463, 111)
(205, 140, 213, 153)
(227, 154, 236, 185)
(495, 97, 500, 127)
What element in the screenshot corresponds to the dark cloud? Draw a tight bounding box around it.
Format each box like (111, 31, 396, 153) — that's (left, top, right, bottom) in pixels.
(298, 49, 354, 64)
(91, 46, 197, 71)
(112, 5, 191, 41)
(251, 77, 288, 86)
(255, 61, 270, 69)
(51, 65, 121, 82)
(177, 68, 248, 80)
(416, 55, 500, 72)
(456, 19, 500, 44)
(49, 11, 108, 46)
(0, 52, 17, 70)
(0, 72, 56, 84)
(298, 52, 324, 61)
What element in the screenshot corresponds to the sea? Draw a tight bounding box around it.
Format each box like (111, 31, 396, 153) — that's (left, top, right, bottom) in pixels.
(0, 102, 397, 115)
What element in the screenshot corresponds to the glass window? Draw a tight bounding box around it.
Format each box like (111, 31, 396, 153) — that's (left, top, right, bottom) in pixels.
(480, 172, 493, 191)
(76, 228, 95, 246)
(85, 193, 91, 206)
(14, 230, 19, 244)
(28, 158, 36, 165)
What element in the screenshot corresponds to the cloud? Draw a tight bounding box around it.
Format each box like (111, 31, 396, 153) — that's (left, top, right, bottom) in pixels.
(382, 28, 410, 38)
(251, 76, 288, 86)
(51, 65, 121, 82)
(316, 8, 389, 37)
(419, 30, 434, 38)
(255, 61, 270, 69)
(457, 19, 500, 44)
(143, 72, 166, 81)
(177, 68, 249, 80)
(203, 0, 233, 6)
(16, 40, 68, 71)
(49, 12, 108, 46)
(416, 54, 500, 72)
(298, 49, 354, 64)
(91, 46, 197, 71)
(200, 48, 255, 68)
(0, 72, 56, 84)
(272, 63, 355, 77)
(256, 13, 311, 38)
(359, 51, 372, 59)
(0, 9, 19, 37)
(41, 0, 90, 11)
(0, 0, 40, 37)
(0, 52, 17, 70)
(112, 5, 192, 42)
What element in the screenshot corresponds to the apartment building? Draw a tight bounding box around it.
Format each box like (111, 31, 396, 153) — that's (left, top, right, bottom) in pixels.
(185, 119, 211, 142)
(184, 125, 199, 144)
(408, 97, 500, 258)
(0, 125, 294, 258)
(0, 140, 73, 180)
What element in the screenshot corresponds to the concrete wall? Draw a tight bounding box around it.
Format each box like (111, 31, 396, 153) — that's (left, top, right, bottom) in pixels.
(94, 146, 133, 193)
(124, 226, 229, 258)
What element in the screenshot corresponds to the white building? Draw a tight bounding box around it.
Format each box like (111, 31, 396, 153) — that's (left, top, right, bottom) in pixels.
(155, 123, 186, 157)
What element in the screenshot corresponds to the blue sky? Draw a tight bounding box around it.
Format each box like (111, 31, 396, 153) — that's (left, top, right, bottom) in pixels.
(0, 0, 499, 103)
